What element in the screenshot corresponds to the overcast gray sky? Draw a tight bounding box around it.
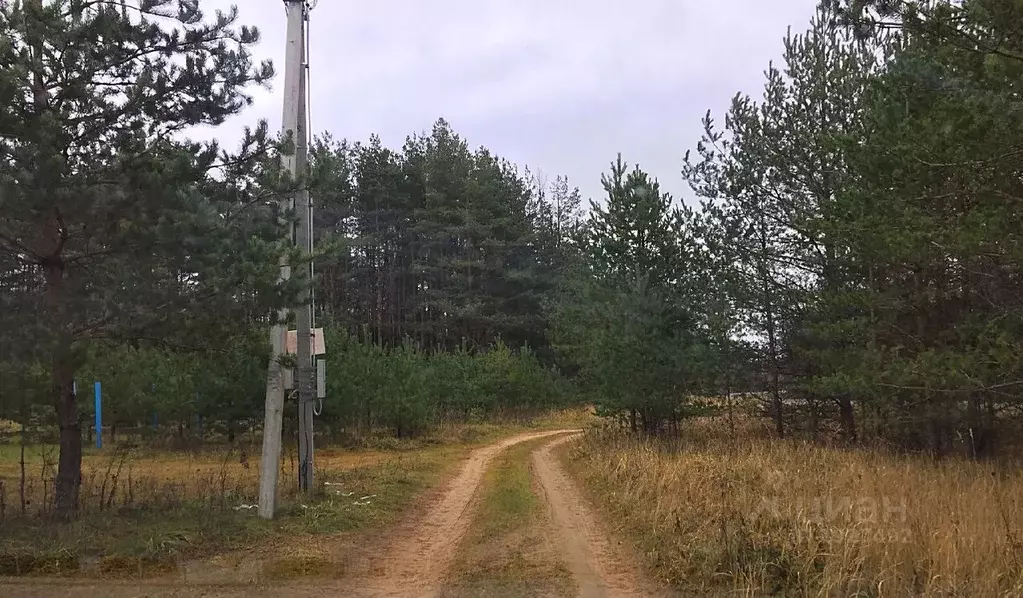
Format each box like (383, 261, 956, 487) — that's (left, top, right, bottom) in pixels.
(199, 0, 818, 204)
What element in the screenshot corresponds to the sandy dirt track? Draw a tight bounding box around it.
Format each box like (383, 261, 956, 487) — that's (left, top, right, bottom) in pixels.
(533, 434, 665, 598)
(344, 428, 578, 598)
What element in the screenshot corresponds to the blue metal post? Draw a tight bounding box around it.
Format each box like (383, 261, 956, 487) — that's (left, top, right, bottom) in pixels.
(94, 381, 102, 449)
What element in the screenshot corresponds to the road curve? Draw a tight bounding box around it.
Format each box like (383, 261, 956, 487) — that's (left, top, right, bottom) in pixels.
(349, 428, 580, 598)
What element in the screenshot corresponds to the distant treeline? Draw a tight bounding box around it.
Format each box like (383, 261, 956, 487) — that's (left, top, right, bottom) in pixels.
(0, 328, 574, 445)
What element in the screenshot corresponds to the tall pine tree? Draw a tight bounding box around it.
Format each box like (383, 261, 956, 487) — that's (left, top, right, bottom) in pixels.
(0, 0, 283, 516)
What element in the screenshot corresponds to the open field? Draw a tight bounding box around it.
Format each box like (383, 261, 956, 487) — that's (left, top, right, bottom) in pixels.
(563, 416, 1023, 597)
(0, 416, 667, 597)
(0, 408, 597, 579)
(8, 406, 1020, 596)
(0, 420, 553, 518)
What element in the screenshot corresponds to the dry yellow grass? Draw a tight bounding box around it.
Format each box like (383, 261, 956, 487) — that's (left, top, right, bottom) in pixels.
(0, 409, 598, 506)
(0, 441, 478, 578)
(565, 416, 1023, 597)
(0, 418, 567, 515)
(0, 442, 397, 516)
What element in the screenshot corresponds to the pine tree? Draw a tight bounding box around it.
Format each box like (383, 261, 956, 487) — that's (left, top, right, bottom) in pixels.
(311, 119, 558, 354)
(0, 0, 281, 516)
(555, 156, 708, 434)
(684, 2, 882, 439)
(829, 0, 1023, 453)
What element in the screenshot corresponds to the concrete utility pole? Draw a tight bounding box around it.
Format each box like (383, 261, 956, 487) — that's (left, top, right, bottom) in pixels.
(259, 0, 310, 520)
(294, 0, 315, 493)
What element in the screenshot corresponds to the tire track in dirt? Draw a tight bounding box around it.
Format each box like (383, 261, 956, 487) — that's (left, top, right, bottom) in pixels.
(533, 434, 663, 598)
(346, 428, 579, 598)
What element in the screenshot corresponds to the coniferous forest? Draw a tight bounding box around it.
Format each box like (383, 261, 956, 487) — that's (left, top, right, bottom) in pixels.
(2, 0, 1023, 525)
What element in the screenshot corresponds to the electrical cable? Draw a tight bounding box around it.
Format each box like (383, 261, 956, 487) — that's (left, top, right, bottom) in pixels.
(303, 2, 323, 418)
(304, 2, 315, 334)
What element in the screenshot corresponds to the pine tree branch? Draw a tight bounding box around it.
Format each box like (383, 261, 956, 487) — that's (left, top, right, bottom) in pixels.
(0, 230, 42, 262)
(876, 380, 1023, 394)
(913, 149, 1023, 168)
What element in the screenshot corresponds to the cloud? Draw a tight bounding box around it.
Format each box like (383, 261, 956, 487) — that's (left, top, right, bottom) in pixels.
(198, 0, 818, 203)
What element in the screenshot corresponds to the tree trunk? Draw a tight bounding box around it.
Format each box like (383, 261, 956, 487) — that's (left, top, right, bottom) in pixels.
(32, 0, 80, 520)
(984, 396, 997, 456)
(966, 396, 992, 459)
(19, 418, 27, 515)
(725, 389, 735, 444)
(930, 416, 945, 457)
(838, 395, 857, 443)
(759, 215, 784, 439)
(44, 247, 80, 518)
(52, 347, 81, 518)
(767, 346, 784, 439)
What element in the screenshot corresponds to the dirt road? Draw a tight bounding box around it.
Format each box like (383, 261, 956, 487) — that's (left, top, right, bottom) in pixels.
(1, 430, 663, 598)
(344, 428, 578, 598)
(533, 434, 659, 598)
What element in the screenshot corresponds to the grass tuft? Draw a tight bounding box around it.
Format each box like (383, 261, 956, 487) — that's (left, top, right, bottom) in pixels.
(98, 555, 177, 578)
(261, 555, 344, 581)
(0, 549, 78, 576)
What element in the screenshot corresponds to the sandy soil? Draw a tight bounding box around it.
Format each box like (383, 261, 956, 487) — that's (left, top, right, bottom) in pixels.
(533, 434, 665, 598)
(342, 428, 577, 598)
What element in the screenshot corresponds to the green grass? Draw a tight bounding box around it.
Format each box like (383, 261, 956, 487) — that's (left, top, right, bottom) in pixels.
(475, 441, 538, 536)
(0, 442, 54, 461)
(441, 436, 575, 598)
